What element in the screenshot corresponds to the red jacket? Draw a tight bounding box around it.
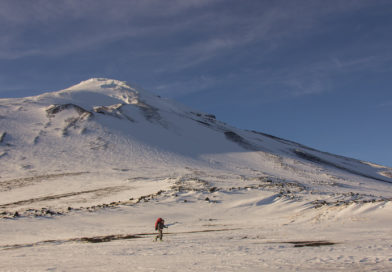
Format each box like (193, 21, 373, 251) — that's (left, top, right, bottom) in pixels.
(155, 218, 165, 230)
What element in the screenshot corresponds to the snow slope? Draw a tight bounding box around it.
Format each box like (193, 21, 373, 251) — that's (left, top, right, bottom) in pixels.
(0, 78, 391, 271)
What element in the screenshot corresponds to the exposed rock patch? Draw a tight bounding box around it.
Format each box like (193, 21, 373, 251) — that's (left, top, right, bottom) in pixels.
(138, 101, 167, 127)
(45, 104, 93, 136)
(293, 149, 391, 183)
(0, 132, 6, 143)
(93, 103, 135, 122)
(224, 131, 257, 150)
(311, 193, 391, 208)
(46, 104, 92, 118)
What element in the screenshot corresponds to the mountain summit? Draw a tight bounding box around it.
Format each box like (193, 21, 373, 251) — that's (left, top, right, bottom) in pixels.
(0, 78, 391, 213)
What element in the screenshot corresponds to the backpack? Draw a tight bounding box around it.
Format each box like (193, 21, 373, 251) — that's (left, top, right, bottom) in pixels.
(155, 218, 163, 230)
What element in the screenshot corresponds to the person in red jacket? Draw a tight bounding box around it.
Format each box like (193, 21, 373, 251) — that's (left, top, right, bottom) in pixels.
(154, 217, 167, 241)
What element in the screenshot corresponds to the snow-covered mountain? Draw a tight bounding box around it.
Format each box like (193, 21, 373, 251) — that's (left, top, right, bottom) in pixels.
(1, 78, 392, 271)
(1, 78, 391, 214)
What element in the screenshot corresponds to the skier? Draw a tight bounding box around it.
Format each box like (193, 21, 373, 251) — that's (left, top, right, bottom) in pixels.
(154, 217, 167, 241)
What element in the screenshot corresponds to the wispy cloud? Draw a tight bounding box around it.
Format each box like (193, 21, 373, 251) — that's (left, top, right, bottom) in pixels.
(377, 100, 392, 109)
(1, 0, 391, 102)
(151, 75, 221, 97)
(0, 0, 223, 59)
(0, 0, 371, 59)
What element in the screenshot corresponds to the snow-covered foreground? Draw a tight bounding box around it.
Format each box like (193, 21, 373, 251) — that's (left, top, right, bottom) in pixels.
(1, 188, 392, 271)
(1, 78, 392, 271)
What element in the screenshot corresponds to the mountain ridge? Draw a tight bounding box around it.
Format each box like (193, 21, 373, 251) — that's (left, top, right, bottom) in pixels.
(1, 78, 391, 215)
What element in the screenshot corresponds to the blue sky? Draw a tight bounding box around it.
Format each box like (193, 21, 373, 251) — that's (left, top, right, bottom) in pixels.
(0, 0, 391, 166)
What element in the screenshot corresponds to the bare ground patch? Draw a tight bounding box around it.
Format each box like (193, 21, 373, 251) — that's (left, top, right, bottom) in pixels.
(0, 185, 129, 209)
(0, 172, 88, 192)
(285, 240, 337, 247)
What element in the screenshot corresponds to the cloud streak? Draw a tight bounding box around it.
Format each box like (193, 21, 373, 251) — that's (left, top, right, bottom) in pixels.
(1, 0, 392, 102)
(0, 0, 378, 59)
(0, 0, 223, 59)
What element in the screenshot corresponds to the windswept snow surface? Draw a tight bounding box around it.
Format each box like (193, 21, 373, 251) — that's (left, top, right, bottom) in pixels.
(0, 78, 391, 271)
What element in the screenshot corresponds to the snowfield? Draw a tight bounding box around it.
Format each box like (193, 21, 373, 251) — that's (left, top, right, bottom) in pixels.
(0, 78, 391, 271)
